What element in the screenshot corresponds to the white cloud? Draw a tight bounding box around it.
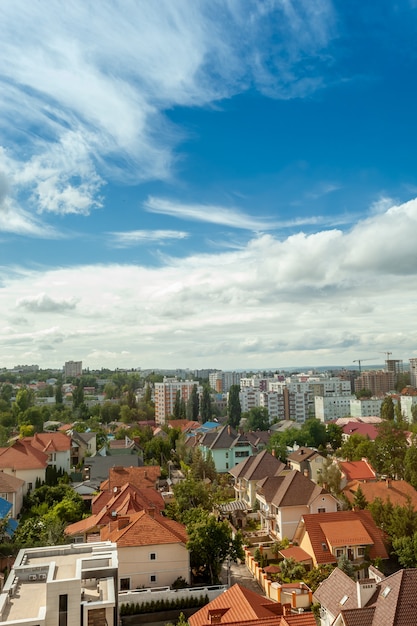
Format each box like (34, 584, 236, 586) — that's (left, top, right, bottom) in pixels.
(109, 229, 189, 248)
(0, 0, 336, 220)
(144, 196, 275, 231)
(1, 196, 417, 369)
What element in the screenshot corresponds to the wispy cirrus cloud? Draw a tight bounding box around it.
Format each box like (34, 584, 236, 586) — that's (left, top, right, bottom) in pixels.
(0, 0, 336, 230)
(109, 229, 189, 248)
(144, 196, 275, 231)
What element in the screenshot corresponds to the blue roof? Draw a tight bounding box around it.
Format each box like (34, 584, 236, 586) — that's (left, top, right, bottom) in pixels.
(195, 421, 220, 433)
(0, 497, 12, 519)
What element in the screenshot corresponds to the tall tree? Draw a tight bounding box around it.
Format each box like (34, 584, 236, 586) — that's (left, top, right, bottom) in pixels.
(372, 420, 407, 479)
(352, 485, 368, 510)
(326, 423, 343, 451)
(380, 396, 395, 421)
(55, 377, 63, 405)
(200, 386, 212, 423)
(245, 407, 270, 431)
(185, 508, 244, 584)
(186, 384, 200, 421)
(173, 390, 182, 420)
(228, 385, 241, 429)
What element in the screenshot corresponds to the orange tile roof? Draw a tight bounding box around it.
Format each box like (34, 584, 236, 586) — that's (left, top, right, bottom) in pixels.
(320, 520, 373, 548)
(0, 440, 48, 470)
(107, 465, 161, 491)
(339, 460, 376, 482)
(279, 547, 312, 563)
(24, 431, 71, 452)
(343, 479, 417, 510)
(100, 510, 187, 547)
(0, 471, 25, 491)
(298, 510, 388, 564)
(189, 584, 282, 626)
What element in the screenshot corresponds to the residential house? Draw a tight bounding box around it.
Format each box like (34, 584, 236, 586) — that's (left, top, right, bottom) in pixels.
(83, 455, 142, 483)
(229, 450, 286, 509)
(65, 482, 165, 542)
(314, 565, 417, 626)
(0, 471, 25, 518)
(0, 440, 48, 494)
(21, 431, 71, 473)
(189, 582, 292, 626)
(107, 437, 144, 461)
(0, 541, 118, 626)
(340, 421, 379, 442)
(100, 510, 189, 590)
(70, 431, 97, 467)
(292, 510, 388, 573)
(287, 447, 326, 483)
(256, 470, 338, 541)
(199, 425, 254, 473)
(339, 460, 377, 488)
(343, 478, 417, 510)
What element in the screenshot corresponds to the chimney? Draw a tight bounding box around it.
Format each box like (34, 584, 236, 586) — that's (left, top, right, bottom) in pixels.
(228, 426, 231, 436)
(304, 469, 309, 477)
(271, 448, 276, 457)
(357, 579, 377, 608)
(148, 507, 155, 518)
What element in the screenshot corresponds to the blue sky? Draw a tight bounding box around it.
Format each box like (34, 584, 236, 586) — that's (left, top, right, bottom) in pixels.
(1, 0, 417, 371)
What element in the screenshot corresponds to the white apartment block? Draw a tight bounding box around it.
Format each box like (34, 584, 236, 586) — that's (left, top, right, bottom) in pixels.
(400, 395, 417, 422)
(0, 541, 118, 626)
(259, 391, 286, 422)
(154, 377, 202, 425)
(315, 395, 356, 422)
(239, 388, 260, 414)
(209, 371, 243, 393)
(64, 360, 83, 378)
(410, 358, 417, 388)
(349, 398, 384, 418)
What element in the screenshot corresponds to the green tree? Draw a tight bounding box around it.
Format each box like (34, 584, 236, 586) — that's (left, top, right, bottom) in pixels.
(280, 557, 307, 581)
(356, 388, 372, 399)
(170, 477, 213, 521)
(227, 385, 241, 429)
(392, 532, 417, 567)
(185, 509, 244, 584)
(200, 386, 212, 423)
(340, 433, 373, 461)
(380, 396, 395, 421)
(317, 458, 341, 496)
(245, 407, 270, 431)
(326, 423, 343, 451)
(186, 385, 200, 421)
(395, 400, 404, 423)
(55, 377, 63, 406)
(337, 554, 355, 579)
(304, 564, 335, 592)
(173, 390, 182, 420)
(404, 445, 417, 489)
(72, 380, 84, 411)
(412, 405, 417, 424)
(191, 448, 217, 482)
(352, 485, 368, 510)
(372, 420, 407, 479)
(13, 388, 35, 417)
(299, 418, 327, 449)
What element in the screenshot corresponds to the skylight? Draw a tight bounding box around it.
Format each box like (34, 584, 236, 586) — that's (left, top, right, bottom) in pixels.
(381, 586, 391, 598)
(340, 595, 348, 605)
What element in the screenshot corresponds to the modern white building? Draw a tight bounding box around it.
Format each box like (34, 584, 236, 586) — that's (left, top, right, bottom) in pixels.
(400, 394, 417, 423)
(350, 398, 384, 418)
(0, 541, 118, 626)
(315, 395, 356, 422)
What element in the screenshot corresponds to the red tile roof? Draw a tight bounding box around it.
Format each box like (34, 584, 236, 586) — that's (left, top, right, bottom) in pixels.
(339, 460, 376, 482)
(341, 422, 379, 440)
(297, 510, 388, 564)
(100, 510, 187, 547)
(343, 479, 417, 510)
(279, 614, 317, 626)
(0, 440, 48, 470)
(189, 583, 282, 626)
(104, 465, 161, 491)
(23, 431, 71, 452)
(279, 547, 312, 563)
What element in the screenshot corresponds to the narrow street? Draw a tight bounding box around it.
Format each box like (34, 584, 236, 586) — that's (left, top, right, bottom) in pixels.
(220, 560, 266, 596)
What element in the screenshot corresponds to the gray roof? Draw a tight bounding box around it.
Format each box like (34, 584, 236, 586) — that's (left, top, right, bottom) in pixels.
(257, 469, 327, 507)
(200, 425, 252, 450)
(84, 455, 142, 480)
(229, 449, 285, 481)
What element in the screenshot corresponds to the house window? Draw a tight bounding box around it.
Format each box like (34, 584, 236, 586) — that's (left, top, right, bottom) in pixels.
(318, 507, 326, 513)
(150, 574, 157, 583)
(226, 463, 229, 469)
(149, 552, 157, 561)
(59, 594, 68, 626)
(357, 547, 366, 556)
(120, 578, 130, 591)
(28, 483, 33, 491)
(225, 452, 229, 458)
(336, 548, 344, 558)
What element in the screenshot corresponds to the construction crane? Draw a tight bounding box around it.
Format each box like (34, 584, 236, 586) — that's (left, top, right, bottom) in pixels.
(380, 351, 392, 361)
(353, 358, 375, 374)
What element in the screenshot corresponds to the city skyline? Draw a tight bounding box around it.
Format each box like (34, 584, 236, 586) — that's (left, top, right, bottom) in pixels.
(1, 1, 417, 370)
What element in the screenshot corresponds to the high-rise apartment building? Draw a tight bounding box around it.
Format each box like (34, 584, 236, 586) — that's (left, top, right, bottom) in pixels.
(410, 358, 417, 388)
(154, 377, 202, 425)
(63, 360, 82, 378)
(354, 370, 395, 396)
